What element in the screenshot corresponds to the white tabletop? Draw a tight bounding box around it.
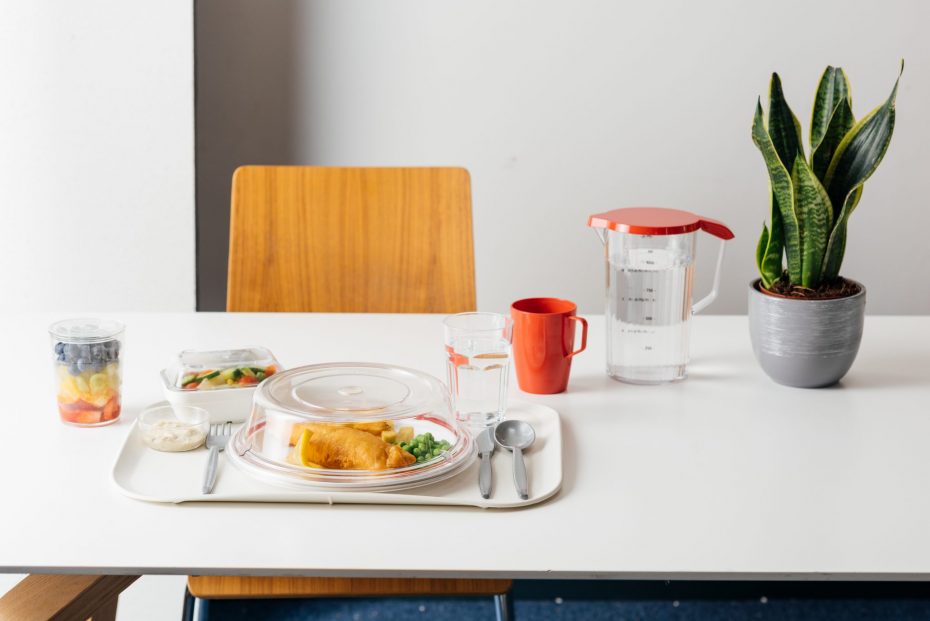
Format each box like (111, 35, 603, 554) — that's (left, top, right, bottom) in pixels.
(4, 312, 930, 579)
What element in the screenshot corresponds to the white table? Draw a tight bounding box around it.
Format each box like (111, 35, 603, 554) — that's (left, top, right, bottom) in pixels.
(3, 312, 930, 580)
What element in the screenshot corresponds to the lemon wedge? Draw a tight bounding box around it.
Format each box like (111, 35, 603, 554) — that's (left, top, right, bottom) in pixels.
(296, 429, 323, 469)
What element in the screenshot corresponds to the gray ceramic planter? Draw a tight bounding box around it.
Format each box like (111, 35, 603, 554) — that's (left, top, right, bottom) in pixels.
(748, 279, 865, 388)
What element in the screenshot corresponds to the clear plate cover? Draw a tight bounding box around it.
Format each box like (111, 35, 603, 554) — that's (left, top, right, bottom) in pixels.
(228, 363, 476, 491)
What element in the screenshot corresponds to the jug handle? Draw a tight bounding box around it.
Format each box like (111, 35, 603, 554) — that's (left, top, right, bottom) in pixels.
(692, 235, 728, 315)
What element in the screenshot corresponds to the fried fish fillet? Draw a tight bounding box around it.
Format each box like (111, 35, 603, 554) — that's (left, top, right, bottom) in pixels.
(293, 424, 415, 470)
(341, 420, 394, 436)
(289, 420, 393, 446)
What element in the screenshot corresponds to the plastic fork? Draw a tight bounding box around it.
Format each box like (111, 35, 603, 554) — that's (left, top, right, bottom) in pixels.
(202, 421, 232, 494)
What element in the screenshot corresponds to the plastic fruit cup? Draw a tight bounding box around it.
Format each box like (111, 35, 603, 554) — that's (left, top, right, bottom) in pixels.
(49, 318, 125, 427)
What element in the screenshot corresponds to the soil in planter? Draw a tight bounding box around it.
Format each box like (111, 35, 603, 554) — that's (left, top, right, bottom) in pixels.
(761, 276, 862, 300)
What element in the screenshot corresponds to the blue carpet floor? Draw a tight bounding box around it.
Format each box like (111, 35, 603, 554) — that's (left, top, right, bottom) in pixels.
(201, 597, 930, 620)
(198, 581, 930, 620)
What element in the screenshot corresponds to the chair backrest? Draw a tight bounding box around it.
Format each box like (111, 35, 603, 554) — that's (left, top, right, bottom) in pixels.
(227, 166, 476, 313)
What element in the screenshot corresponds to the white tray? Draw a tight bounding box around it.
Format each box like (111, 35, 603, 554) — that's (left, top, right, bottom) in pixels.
(111, 400, 562, 509)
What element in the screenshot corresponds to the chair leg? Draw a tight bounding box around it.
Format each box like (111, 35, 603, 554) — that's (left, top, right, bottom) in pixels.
(494, 592, 514, 621)
(181, 587, 196, 621)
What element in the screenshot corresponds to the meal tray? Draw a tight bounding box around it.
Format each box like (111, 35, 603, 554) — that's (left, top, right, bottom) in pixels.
(111, 400, 561, 509)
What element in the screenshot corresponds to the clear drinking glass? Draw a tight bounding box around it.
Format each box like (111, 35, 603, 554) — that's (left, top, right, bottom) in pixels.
(443, 313, 513, 429)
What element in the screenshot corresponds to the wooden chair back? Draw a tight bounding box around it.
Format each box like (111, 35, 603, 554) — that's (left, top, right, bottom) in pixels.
(227, 166, 476, 313)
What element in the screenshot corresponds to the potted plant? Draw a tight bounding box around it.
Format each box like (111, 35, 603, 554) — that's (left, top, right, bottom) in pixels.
(748, 62, 902, 388)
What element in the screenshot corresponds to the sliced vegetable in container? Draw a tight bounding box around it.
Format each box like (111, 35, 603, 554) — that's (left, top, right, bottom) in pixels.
(180, 365, 277, 390)
(170, 348, 283, 391)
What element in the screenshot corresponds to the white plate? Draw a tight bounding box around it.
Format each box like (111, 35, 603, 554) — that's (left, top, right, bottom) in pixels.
(111, 400, 562, 509)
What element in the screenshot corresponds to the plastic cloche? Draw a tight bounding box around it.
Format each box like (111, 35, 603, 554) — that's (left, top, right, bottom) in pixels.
(227, 363, 476, 491)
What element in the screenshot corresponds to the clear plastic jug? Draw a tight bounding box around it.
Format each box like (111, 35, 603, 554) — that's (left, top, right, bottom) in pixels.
(588, 208, 734, 384)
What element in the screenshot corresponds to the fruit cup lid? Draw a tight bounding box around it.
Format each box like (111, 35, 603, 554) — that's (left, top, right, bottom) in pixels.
(49, 318, 124, 344)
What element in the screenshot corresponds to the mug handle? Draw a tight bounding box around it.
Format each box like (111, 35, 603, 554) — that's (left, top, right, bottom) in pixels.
(567, 316, 588, 358)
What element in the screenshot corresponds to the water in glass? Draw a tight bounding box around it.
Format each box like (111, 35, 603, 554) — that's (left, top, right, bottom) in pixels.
(443, 313, 511, 428)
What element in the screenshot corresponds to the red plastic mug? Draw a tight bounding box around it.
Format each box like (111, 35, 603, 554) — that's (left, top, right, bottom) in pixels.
(511, 298, 588, 394)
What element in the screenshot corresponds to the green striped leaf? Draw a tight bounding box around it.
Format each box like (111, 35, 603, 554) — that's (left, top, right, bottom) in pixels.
(768, 73, 805, 172)
(811, 97, 854, 186)
(756, 223, 769, 286)
(757, 196, 784, 288)
(824, 61, 901, 210)
(756, 224, 768, 271)
(822, 61, 902, 279)
(791, 157, 833, 287)
(821, 214, 849, 281)
(820, 187, 861, 280)
(752, 99, 800, 283)
(810, 67, 851, 153)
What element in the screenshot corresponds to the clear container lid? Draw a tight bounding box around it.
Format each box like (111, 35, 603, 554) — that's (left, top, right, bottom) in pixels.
(49, 318, 124, 344)
(163, 347, 282, 392)
(229, 363, 475, 491)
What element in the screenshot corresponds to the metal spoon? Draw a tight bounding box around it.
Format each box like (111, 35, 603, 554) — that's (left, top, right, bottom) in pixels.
(494, 420, 536, 500)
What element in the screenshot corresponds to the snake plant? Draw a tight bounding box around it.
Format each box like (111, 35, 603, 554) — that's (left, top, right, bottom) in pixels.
(753, 62, 902, 290)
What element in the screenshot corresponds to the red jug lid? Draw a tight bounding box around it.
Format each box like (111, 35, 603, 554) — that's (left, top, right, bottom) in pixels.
(588, 207, 734, 240)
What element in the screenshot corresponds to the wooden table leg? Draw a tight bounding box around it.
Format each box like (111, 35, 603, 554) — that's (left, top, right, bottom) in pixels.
(87, 596, 118, 621)
(0, 574, 138, 621)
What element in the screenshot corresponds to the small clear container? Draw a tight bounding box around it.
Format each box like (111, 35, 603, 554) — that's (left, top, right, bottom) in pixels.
(161, 347, 282, 423)
(49, 318, 125, 427)
(138, 404, 209, 452)
(228, 362, 476, 491)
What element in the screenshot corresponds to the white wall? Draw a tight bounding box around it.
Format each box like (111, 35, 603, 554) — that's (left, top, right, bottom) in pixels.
(197, 0, 929, 314)
(0, 0, 195, 312)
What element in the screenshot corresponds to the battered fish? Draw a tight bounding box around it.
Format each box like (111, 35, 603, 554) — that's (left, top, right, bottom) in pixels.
(289, 420, 392, 446)
(293, 424, 415, 470)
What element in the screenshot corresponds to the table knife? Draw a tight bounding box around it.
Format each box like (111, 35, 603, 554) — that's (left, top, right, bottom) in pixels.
(477, 427, 495, 499)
